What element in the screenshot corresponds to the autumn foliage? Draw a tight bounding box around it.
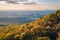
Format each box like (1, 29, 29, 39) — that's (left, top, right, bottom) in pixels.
(0, 10, 60, 40)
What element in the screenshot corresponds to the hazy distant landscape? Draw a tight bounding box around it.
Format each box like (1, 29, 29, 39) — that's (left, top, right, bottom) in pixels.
(0, 10, 55, 24)
(0, 10, 60, 40)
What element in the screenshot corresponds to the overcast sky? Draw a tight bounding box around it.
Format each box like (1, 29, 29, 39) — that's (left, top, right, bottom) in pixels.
(0, 0, 60, 10)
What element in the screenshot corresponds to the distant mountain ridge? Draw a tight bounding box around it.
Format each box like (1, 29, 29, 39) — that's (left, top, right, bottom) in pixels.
(0, 10, 60, 40)
(0, 10, 55, 24)
(0, 10, 55, 17)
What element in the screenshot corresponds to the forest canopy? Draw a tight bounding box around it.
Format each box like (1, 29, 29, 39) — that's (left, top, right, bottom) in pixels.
(0, 10, 60, 40)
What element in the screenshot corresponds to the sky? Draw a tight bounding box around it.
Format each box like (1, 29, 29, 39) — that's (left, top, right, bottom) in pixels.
(40, 0, 60, 3)
(0, 0, 60, 10)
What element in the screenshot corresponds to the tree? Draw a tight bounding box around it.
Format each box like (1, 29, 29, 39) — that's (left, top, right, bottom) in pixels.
(37, 37, 50, 40)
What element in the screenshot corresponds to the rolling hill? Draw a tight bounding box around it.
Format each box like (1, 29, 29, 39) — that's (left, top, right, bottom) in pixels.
(0, 10, 54, 24)
(0, 10, 60, 40)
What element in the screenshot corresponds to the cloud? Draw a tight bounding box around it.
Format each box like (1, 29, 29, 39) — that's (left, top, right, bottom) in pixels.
(0, 0, 39, 4)
(0, 4, 60, 10)
(0, 0, 60, 10)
